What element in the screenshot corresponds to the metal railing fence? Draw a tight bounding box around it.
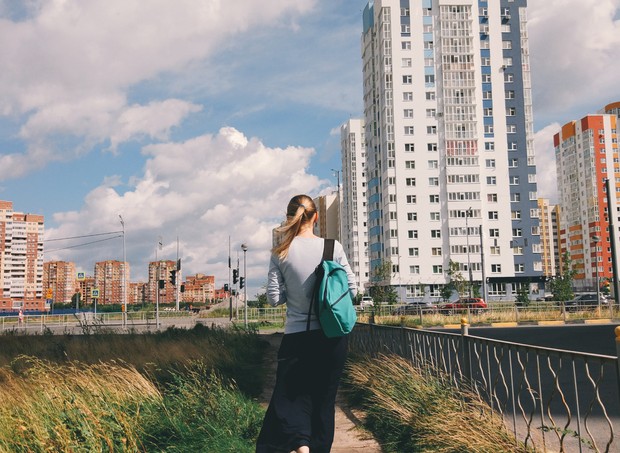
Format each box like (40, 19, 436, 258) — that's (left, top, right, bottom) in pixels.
(350, 322, 620, 453)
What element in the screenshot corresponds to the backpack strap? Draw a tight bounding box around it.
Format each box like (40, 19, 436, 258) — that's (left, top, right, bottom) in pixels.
(307, 239, 333, 331)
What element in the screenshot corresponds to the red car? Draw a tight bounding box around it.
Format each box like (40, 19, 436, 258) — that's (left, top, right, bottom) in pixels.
(440, 297, 487, 314)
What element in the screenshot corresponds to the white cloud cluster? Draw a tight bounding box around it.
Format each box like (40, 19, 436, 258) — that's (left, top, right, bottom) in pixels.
(0, 0, 316, 178)
(45, 127, 326, 292)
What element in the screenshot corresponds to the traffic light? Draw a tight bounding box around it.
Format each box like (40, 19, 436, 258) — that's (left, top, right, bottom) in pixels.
(177, 258, 181, 271)
(233, 269, 239, 284)
(239, 277, 245, 289)
(169, 270, 177, 286)
(224, 284, 229, 292)
(180, 284, 185, 293)
(158, 279, 165, 289)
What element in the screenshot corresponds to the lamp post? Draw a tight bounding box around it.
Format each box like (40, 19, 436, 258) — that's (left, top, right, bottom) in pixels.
(592, 235, 601, 310)
(241, 243, 248, 329)
(466, 208, 473, 297)
(119, 215, 126, 326)
(331, 168, 342, 243)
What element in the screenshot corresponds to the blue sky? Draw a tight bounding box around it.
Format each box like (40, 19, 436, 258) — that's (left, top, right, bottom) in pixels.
(1, 0, 619, 296)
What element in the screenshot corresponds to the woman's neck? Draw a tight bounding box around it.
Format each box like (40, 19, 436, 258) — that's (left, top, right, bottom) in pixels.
(297, 226, 317, 238)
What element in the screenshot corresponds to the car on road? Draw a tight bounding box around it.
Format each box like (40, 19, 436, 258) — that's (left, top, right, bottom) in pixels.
(392, 301, 437, 315)
(359, 296, 374, 310)
(439, 297, 487, 314)
(565, 293, 608, 311)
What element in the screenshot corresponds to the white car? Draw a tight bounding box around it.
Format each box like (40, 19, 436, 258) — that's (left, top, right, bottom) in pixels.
(359, 296, 374, 309)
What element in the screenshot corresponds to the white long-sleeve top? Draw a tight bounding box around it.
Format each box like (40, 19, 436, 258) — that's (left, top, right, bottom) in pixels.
(267, 237, 358, 334)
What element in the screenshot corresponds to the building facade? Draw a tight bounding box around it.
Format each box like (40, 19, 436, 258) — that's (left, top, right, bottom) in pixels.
(340, 119, 370, 293)
(554, 114, 619, 290)
(182, 273, 215, 303)
(43, 261, 77, 304)
(537, 199, 556, 278)
(0, 201, 45, 311)
(313, 194, 340, 241)
(360, 0, 541, 302)
(94, 260, 130, 305)
(148, 260, 177, 304)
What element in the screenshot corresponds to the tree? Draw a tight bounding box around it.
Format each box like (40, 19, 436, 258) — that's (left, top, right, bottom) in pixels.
(446, 260, 467, 297)
(515, 281, 530, 307)
(369, 261, 398, 304)
(549, 252, 576, 302)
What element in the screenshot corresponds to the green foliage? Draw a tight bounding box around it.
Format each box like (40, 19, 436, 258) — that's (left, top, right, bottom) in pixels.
(369, 261, 398, 304)
(549, 252, 576, 302)
(445, 260, 467, 297)
(515, 283, 531, 307)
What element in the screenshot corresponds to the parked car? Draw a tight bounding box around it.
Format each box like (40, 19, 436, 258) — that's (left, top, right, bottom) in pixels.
(439, 297, 487, 314)
(392, 301, 437, 315)
(565, 293, 608, 311)
(359, 296, 374, 310)
(535, 294, 555, 302)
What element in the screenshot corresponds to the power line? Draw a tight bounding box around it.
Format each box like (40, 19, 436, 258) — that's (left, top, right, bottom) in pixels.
(44, 230, 123, 242)
(45, 235, 122, 253)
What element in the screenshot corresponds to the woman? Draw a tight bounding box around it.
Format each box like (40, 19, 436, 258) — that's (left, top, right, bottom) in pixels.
(256, 194, 357, 453)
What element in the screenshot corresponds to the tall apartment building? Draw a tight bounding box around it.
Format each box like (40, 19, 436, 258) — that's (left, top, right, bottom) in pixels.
(537, 199, 556, 277)
(78, 276, 96, 306)
(360, 0, 541, 301)
(0, 201, 44, 311)
(554, 113, 619, 289)
(148, 260, 177, 304)
(43, 261, 77, 304)
(94, 260, 130, 305)
(341, 119, 370, 293)
(129, 282, 148, 305)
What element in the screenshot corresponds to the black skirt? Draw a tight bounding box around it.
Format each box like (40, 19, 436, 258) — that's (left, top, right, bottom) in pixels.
(256, 329, 348, 453)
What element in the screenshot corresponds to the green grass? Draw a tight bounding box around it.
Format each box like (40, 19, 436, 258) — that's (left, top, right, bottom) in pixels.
(0, 325, 269, 452)
(344, 354, 532, 453)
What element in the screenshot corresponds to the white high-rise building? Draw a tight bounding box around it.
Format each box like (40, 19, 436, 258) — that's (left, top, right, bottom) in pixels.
(341, 119, 370, 294)
(361, 0, 541, 302)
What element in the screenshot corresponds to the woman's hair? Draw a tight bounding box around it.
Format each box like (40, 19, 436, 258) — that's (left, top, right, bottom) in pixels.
(272, 194, 317, 259)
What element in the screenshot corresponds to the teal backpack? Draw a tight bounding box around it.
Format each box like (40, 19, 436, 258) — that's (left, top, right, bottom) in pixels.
(307, 239, 357, 337)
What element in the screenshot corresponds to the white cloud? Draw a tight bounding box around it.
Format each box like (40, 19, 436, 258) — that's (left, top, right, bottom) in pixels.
(529, 0, 620, 125)
(0, 0, 317, 178)
(45, 127, 326, 295)
(534, 122, 561, 204)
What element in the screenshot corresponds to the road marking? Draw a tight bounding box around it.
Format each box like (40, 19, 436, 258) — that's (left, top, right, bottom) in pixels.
(584, 318, 612, 324)
(537, 320, 565, 326)
(490, 322, 518, 327)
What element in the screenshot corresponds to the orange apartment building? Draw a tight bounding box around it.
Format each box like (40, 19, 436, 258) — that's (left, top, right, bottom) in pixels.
(182, 273, 215, 303)
(77, 277, 96, 306)
(43, 261, 77, 304)
(0, 201, 45, 312)
(148, 260, 177, 304)
(554, 111, 619, 289)
(94, 260, 130, 305)
(129, 282, 148, 305)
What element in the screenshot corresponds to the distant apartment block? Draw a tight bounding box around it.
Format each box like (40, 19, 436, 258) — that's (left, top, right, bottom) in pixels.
(0, 200, 44, 312)
(182, 274, 215, 303)
(537, 199, 556, 277)
(94, 260, 130, 305)
(341, 118, 369, 293)
(313, 194, 340, 241)
(43, 261, 77, 304)
(148, 260, 177, 304)
(129, 282, 148, 305)
(554, 113, 619, 288)
(78, 276, 96, 306)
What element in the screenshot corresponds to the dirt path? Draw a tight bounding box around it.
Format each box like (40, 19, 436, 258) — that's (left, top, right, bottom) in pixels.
(258, 332, 382, 453)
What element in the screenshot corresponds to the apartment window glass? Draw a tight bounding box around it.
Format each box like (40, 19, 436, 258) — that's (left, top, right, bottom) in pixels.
(404, 109, 414, 118)
(431, 230, 441, 238)
(405, 143, 415, 152)
(491, 264, 502, 273)
(408, 230, 418, 239)
(429, 194, 440, 203)
(402, 75, 412, 84)
(406, 195, 417, 203)
(403, 92, 413, 101)
(430, 212, 440, 221)
(405, 160, 415, 169)
(406, 178, 416, 186)
(405, 126, 415, 135)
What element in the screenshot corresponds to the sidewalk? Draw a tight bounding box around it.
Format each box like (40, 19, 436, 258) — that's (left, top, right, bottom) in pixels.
(258, 332, 382, 452)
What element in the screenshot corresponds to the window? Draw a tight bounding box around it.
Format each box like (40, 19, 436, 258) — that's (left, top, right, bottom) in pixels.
(507, 107, 516, 116)
(508, 142, 517, 151)
(484, 124, 494, 134)
(513, 228, 522, 237)
(488, 211, 499, 220)
(486, 159, 496, 168)
(502, 40, 512, 49)
(511, 193, 521, 202)
(403, 92, 413, 101)
(487, 176, 497, 185)
(429, 177, 439, 186)
(428, 160, 438, 169)
(405, 143, 415, 152)
(407, 212, 418, 221)
(515, 263, 525, 273)
(408, 230, 418, 239)
(489, 228, 500, 237)
(402, 75, 412, 84)
(482, 74, 491, 83)
(431, 230, 441, 238)
(504, 73, 514, 83)
(432, 265, 443, 274)
(402, 41, 411, 50)
(406, 195, 417, 204)
(401, 24, 411, 34)
(481, 57, 491, 66)
(511, 210, 521, 220)
(426, 109, 436, 118)
(501, 24, 511, 33)
(427, 126, 437, 134)
(429, 194, 440, 203)
(488, 193, 498, 202)
(483, 91, 493, 100)
(409, 247, 419, 257)
(430, 212, 440, 221)
(404, 126, 415, 135)
(406, 178, 416, 186)
(491, 264, 502, 273)
(404, 109, 414, 118)
(405, 160, 415, 169)
(428, 143, 438, 151)
(510, 176, 519, 185)
(390, 229, 398, 238)
(401, 7, 410, 16)
(431, 247, 442, 256)
(483, 107, 493, 116)
(426, 91, 436, 100)
(507, 124, 517, 133)
(490, 246, 501, 255)
(410, 265, 420, 274)
(509, 158, 518, 167)
(503, 57, 513, 67)
(505, 90, 515, 99)
(485, 142, 495, 151)
(425, 74, 435, 85)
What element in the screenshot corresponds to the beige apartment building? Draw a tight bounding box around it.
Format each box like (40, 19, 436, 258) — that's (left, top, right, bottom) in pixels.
(182, 273, 215, 303)
(537, 199, 557, 278)
(148, 260, 177, 304)
(0, 200, 45, 312)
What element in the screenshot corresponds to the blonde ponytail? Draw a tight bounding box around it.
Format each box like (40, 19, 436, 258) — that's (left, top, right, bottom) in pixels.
(272, 195, 317, 259)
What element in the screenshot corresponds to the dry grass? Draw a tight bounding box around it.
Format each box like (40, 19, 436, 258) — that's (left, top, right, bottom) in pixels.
(345, 354, 532, 453)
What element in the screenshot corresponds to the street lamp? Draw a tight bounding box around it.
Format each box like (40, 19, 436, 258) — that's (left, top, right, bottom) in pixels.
(331, 168, 342, 243)
(592, 235, 601, 309)
(119, 215, 127, 326)
(241, 243, 248, 329)
(465, 208, 473, 297)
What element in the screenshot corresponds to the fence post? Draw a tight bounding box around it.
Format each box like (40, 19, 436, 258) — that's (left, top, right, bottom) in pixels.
(461, 317, 471, 382)
(615, 326, 620, 400)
